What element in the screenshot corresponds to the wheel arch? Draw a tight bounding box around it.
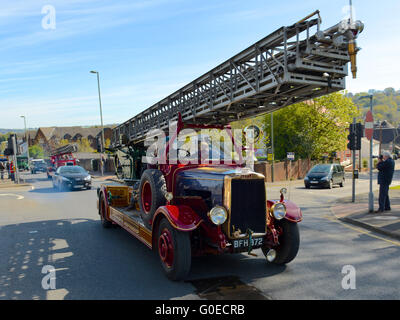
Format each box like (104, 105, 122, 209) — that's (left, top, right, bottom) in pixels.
(152, 205, 203, 248)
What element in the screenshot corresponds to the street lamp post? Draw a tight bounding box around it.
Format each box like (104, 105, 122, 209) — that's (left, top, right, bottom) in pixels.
(90, 70, 105, 176)
(20, 116, 30, 161)
(359, 95, 374, 213)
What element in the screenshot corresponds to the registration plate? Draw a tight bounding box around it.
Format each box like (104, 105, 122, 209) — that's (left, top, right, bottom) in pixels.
(232, 237, 264, 250)
(310, 181, 318, 184)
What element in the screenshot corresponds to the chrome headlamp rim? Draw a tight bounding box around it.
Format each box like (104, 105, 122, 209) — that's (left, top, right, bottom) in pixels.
(270, 202, 287, 220)
(208, 205, 228, 225)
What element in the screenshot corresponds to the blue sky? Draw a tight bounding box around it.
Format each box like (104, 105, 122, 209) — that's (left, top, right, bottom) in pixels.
(0, 0, 399, 129)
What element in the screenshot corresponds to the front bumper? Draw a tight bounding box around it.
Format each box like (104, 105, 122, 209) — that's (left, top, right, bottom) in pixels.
(63, 180, 91, 189)
(305, 179, 330, 187)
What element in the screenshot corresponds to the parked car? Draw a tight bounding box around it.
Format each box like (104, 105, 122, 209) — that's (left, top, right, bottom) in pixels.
(30, 159, 47, 174)
(52, 165, 92, 191)
(304, 163, 345, 189)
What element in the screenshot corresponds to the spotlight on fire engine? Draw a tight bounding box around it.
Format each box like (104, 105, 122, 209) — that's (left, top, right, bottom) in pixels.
(208, 206, 227, 225)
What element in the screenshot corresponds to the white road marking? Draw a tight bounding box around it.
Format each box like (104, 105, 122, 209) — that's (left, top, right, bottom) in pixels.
(0, 193, 24, 200)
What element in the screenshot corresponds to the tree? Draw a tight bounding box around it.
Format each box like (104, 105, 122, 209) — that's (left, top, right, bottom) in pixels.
(262, 92, 359, 160)
(76, 138, 95, 153)
(29, 144, 44, 159)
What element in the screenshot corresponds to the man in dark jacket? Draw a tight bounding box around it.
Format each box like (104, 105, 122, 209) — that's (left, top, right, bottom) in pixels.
(376, 151, 395, 212)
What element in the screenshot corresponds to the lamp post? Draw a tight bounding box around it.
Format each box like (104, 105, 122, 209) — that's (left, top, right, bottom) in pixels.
(90, 70, 105, 176)
(359, 95, 374, 213)
(20, 116, 30, 161)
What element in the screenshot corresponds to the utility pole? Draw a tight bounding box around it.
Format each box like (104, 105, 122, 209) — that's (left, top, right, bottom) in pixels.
(360, 95, 374, 213)
(352, 118, 356, 202)
(271, 112, 274, 182)
(12, 135, 20, 184)
(20, 116, 30, 160)
(90, 70, 105, 176)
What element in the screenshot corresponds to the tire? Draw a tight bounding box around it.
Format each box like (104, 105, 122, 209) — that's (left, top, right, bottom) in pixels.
(138, 169, 167, 229)
(339, 179, 344, 187)
(99, 192, 113, 228)
(262, 219, 300, 265)
(305, 184, 310, 189)
(157, 218, 191, 281)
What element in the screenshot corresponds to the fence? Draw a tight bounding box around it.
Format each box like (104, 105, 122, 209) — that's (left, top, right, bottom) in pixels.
(254, 159, 318, 182)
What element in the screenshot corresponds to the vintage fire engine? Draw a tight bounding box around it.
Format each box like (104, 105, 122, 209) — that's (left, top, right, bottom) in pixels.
(47, 144, 78, 179)
(97, 11, 363, 280)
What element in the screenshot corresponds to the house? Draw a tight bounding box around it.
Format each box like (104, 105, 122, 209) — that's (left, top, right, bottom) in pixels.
(33, 126, 112, 153)
(373, 120, 400, 152)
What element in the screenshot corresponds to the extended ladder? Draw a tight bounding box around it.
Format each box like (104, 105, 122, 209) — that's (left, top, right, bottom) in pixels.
(112, 11, 363, 147)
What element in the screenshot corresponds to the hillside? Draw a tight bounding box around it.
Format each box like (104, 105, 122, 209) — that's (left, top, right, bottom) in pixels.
(348, 88, 400, 126)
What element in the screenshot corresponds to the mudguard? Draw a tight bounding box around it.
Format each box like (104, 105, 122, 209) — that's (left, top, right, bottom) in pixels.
(153, 205, 203, 232)
(268, 199, 302, 222)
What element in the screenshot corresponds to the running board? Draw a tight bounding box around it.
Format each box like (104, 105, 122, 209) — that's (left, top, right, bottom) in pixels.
(109, 207, 153, 249)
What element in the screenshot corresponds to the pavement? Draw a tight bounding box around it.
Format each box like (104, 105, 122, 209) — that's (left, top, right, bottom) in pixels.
(330, 188, 400, 241)
(0, 173, 30, 188)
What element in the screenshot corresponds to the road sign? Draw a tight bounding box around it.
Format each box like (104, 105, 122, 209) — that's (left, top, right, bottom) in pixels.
(287, 152, 295, 160)
(365, 110, 374, 140)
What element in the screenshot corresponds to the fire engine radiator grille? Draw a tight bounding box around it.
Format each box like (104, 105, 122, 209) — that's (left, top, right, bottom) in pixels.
(230, 179, 266, 234)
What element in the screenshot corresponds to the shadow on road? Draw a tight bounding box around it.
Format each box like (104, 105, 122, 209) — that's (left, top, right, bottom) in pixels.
(0, 218, 288, 300)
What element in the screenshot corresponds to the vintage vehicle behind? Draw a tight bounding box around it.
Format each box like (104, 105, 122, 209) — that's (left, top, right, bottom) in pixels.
(97, 11, 363, 280)
(47, 144, 78, 179)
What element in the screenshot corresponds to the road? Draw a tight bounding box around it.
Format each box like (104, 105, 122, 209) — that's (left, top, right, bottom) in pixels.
(0, 168, 399, 300)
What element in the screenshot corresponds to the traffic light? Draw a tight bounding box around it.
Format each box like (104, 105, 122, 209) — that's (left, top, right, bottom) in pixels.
(355, 123, 363, 150)
(347, 124, 356, 150)
(5, 135, 15, 155)
(347, 123, 363, 151)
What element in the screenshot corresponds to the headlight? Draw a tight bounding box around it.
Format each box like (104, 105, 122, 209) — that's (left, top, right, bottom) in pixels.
(271, 203, 286, 220)
(61, 177, 70, 182)
(321, 176, 329, 181)
(304, 176, 309, 180)
(84, 175, 91, 181)
(208, 206, 227, 225)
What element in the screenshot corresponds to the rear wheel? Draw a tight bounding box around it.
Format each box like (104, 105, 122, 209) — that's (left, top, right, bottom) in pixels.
(99, 192, 113, 228)
(157, 218, 191, 281)
(262, 219, 300, 265)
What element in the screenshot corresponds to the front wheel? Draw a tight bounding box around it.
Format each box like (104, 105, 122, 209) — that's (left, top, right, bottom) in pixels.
(156, 218, 191, 281)
(262, 220, 300, 265)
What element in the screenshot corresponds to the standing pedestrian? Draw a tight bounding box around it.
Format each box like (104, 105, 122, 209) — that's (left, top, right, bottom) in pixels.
(9, 160, 15, 182)
(376, 151, 395, 213)
(0, 161, 5, 180)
